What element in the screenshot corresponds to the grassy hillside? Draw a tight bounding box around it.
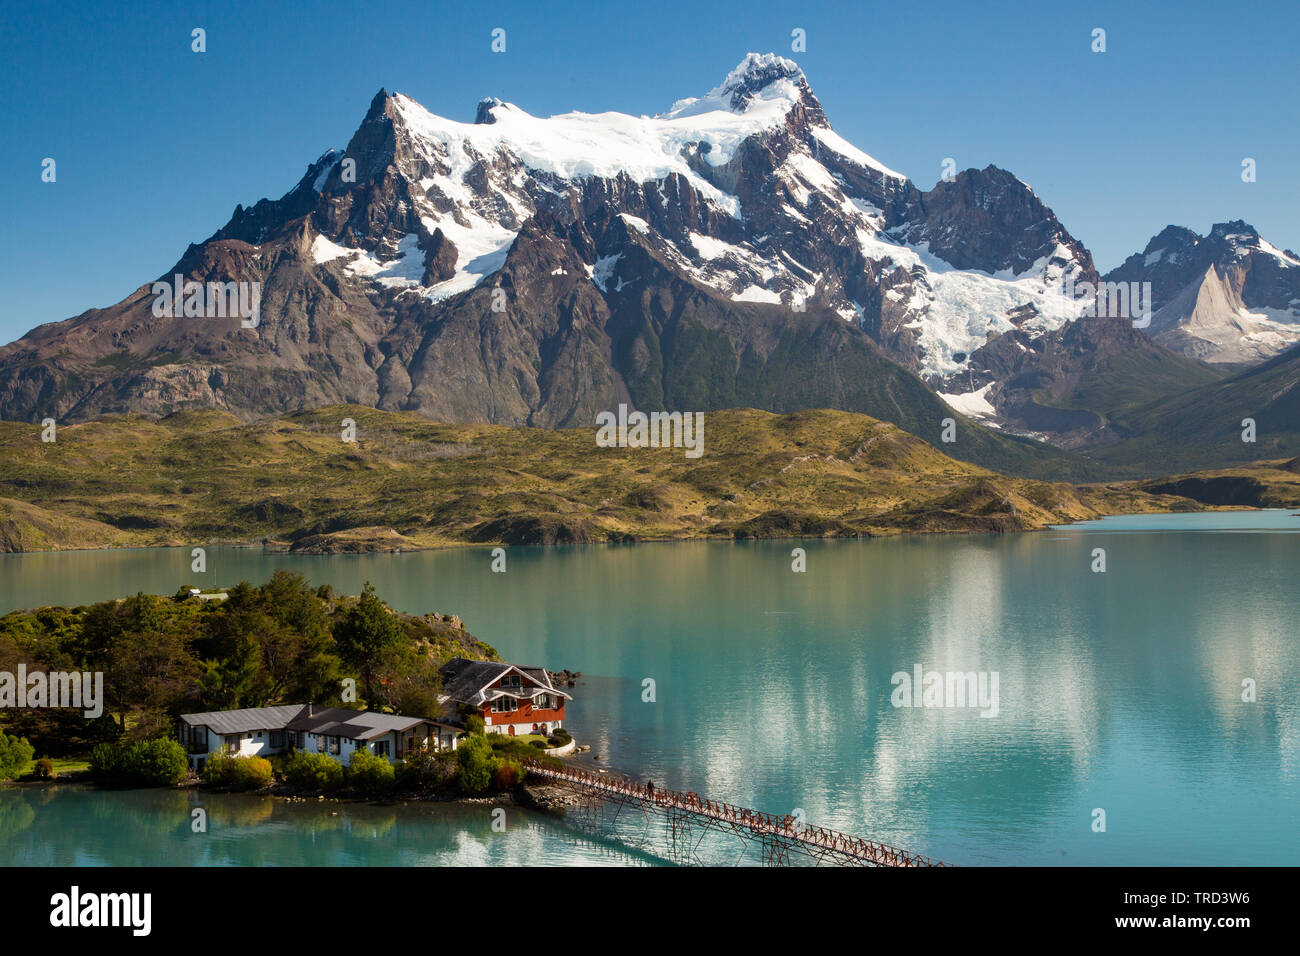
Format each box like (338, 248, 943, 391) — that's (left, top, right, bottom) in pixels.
(1048, 344, 1226, 428)
(1119, 457, 1300, 507)
(1094, 344, 1300, 473)
(0, 405, 1240, 553)
(0, 497, 128, 551)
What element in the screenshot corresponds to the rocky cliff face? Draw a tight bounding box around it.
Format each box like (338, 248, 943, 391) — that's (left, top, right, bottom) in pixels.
(0, 53, 1249, 476)
(1103, 221, 1300, 365)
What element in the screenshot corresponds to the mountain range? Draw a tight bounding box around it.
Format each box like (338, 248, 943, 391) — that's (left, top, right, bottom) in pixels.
(1, 54, 1295, 479)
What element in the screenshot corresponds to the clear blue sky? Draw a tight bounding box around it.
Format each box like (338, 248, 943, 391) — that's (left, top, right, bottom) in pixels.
(2, 0, 1296, 346)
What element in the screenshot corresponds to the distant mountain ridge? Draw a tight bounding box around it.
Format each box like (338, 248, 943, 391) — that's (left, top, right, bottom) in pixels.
(0, 54, 1292, 477)
(1103, 221, 1300, 365)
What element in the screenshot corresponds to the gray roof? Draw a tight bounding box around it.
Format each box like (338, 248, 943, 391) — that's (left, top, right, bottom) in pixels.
(181, 704, 433, 741)
(439, 659, 512, 706)
(293, 709, 430, 741)
(438, 657, 571, 707)
(179, 704, 306, 736)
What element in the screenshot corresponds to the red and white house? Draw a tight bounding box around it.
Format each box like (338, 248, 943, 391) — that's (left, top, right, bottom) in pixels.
(438, 658, 572, 736)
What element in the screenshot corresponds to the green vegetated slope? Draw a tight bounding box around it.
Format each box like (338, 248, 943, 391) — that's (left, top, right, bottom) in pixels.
(1093, 344, 1300, 473)
(0, 405, 1232, 553)
(1049, 342, 1226, 428)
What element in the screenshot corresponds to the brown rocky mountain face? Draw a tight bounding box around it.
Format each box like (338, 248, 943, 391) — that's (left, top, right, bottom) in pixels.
(896, 165, 1097, 281)
(0, 54, 1261, 478)
(954, 315, 1224, 448)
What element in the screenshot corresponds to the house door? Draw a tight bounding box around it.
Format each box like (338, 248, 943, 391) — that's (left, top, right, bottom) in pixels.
(508, 726, 515, 736)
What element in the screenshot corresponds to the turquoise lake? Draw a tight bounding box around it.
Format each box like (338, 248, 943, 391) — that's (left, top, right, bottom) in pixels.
(2, 510, 1299, 865)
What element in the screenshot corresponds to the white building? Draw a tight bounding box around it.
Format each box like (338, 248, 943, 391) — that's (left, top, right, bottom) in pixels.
(177, 703, 460, 772)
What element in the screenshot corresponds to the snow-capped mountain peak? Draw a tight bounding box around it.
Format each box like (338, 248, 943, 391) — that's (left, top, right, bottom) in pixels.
(1104, 220, 1300, 364)
(5, 52, 1257, 461)
(661, 52, 811, 119)
(206, 56, 1099, 391)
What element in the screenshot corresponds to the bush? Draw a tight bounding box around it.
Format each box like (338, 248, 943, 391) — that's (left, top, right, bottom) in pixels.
(488, 735, 551, 765)
(395, 747, 456, 792)
(530, 739, 548, 749)
(549, 727, 571, 743)
(285, 750, 344, 791)
(33, 757, 57, 780)
(89, 742, 123, 779)
(120, 739, 189, 786)
(456, 735, 495, 794)
(347, 748, 395, 794)
(203, 753, 273, 790)
(464, 714, 485, 736)
(492, 758, 523, 790)
(0, 733, 35, 780)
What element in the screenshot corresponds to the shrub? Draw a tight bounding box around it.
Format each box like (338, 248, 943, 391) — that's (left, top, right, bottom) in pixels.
(89, 738, 188, 786)
(395, 747, 456, 792)
(0, 734, 35, 780)
(488, 735, 551, 765)
(347, 748, 395, 794)
(285, 750, 344, 791)
(530, 739, 548, 749)
(202, 752, 234, 786)
(33, 757, 57, 780)
(89, 742, 123, 780)
(456, 735, 494, 794)
(240, 757, 274, 789)
(464, 714, 485, 736)
(120, 739, 189, 786)
(204, 753, 273, 790)
(492, 758, 523, 790)
(549, 727, 571, 743)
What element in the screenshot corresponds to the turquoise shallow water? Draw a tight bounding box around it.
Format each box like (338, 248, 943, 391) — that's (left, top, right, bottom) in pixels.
(2, 511, 1298, 865)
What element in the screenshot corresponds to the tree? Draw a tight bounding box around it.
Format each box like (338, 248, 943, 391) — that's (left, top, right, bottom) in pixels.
(101, 595, 200, 731)
(333, 582, 403, 704)
(370, 640, 441, 716)
(0, 733, 34, 780)
(195, 633, 263, 711)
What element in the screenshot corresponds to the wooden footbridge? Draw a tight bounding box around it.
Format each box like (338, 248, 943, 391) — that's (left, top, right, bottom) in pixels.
(521, 758, 948, 867)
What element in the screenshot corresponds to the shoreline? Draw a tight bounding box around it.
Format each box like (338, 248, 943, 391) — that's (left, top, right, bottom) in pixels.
(3, 758, 602, 818)
(0, 503, 1271, 558)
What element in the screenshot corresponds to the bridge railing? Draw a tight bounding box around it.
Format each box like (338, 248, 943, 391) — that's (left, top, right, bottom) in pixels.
(521, 757, 947, 866)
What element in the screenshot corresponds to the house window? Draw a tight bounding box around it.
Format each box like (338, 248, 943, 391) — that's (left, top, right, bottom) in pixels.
(329, 736, 340, 755)
(492, 698, 515, 713)
(375, 740, 389, 757)
(270, 731, 284, 748)
(536, 694, 551, 709)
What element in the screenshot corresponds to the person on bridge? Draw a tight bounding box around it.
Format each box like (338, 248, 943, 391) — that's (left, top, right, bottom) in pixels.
(646, 780, 654, 798)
